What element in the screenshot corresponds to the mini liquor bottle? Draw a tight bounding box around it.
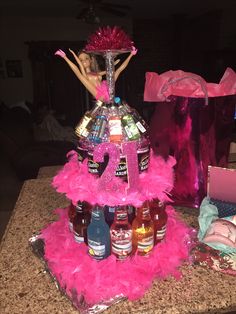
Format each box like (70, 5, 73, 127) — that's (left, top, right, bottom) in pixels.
(87, 205, 111, 260)
(132, 200, 154, 256)
(116, 98, 140, 141)
(120, 109, 141, 141)
(150, 199, 168, 244)
(89, 106, 108, 143)
(73, 201, 91, 244)
(108, 105, 123, 144)
(122, 100, 149, 135)
(110, 206, 132, 260)
(75, 100, 103, 138)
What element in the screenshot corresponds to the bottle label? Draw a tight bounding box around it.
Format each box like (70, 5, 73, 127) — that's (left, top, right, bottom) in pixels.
(138, 149, 150, 172)
(137, 236, 154, 254)
(136, 121, 146, 133)
(97, 117, 107, 139)
(74, 233, 85, 243)
(75, 202, 83, 213)
(108, 119, 122, 136)
(80, 128, 89, 138)
(88, 239, 106, 260)
(124, 125, 133, 139)
(117, 212, 128, 220)
(75, 116, 91, 136)
(155, 225, 166, 241)
(111, 230, 132, 259)
(88, 157, 99, 175)
(108, 206, 116, 213)
(115, 158, 127, 178)
(142, 208, 150, 217)
(122, 115, 140, 140)
(90, 116, 107, 143)
(77, 146, 88, 161)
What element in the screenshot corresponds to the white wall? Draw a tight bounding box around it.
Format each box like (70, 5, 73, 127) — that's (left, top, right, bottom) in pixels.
(0, 16, 132, 106)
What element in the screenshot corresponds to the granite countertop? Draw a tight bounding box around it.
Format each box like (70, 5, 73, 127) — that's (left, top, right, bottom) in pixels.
(1, 177, 236, 314)
(37, 165, 62, 178)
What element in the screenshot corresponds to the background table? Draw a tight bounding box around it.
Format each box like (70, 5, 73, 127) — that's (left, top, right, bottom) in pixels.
(1, 172, 236, 313)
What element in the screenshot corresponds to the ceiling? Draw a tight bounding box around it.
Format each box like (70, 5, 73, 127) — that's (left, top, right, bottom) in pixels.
(1, 0, 236, 20)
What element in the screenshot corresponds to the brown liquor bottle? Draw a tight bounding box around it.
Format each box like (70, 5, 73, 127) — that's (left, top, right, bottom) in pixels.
(73, 201, 91, 244)
(150, 199, 168, 245)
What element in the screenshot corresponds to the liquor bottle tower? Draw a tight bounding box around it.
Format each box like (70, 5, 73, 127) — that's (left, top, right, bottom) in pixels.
(46, 25, 191, 313)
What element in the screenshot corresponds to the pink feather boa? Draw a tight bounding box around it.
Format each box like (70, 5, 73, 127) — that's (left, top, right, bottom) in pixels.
(40, 205, 192, 306)
(96, 81, 110, 103)
(52, 150, 176, 207)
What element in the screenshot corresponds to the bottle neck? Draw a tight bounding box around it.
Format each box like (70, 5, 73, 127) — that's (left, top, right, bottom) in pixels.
(75, 201, 83, 213)
(91, 208, 105, 222)
(90, 101, 103, 116)
(137, 201, 151, 219)
(114, 207, 128, 223)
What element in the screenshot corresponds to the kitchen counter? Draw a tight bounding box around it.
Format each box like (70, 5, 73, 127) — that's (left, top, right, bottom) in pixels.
(1, 175, 236, 314)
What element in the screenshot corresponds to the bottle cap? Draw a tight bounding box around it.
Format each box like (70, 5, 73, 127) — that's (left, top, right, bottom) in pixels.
(96, 100, 103, 106)
(114, 97, 121, 104)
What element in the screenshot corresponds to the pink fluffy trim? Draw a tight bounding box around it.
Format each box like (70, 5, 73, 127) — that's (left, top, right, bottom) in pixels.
(52, 150, 176, 207)
(40, 205, 192, 305)
(96, 80, 110, 103)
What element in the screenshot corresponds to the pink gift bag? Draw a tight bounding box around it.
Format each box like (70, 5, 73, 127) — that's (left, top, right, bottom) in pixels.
(144, 68, 236, 208)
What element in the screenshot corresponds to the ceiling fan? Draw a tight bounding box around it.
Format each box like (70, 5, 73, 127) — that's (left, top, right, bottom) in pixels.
(76, 0, 131, 24)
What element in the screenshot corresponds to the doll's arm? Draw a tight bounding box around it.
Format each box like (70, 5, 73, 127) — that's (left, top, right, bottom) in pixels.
(69, 49, 87, 77)
(55, 49, 97, 99)
(114, 47, 137, 81)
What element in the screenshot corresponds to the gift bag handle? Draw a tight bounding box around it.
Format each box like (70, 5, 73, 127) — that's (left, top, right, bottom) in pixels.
(160, 75, 208, 106)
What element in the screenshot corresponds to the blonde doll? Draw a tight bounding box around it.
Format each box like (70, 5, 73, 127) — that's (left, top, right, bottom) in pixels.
(55, 47, 137, 102)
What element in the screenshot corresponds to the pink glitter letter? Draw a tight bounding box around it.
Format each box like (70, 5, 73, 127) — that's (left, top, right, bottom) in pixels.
(122, 141, 140, 194)
(93, 142, 120, 191)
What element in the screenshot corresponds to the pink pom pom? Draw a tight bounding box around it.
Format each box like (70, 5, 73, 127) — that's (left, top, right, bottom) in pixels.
(96, 80, 110, 102)
(85, 26, 134, 51)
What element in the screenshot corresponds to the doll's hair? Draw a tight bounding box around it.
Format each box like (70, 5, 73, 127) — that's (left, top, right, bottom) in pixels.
(77, 50, 100, 73)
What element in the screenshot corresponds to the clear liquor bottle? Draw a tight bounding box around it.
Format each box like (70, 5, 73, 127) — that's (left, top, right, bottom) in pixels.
(75, 100, 103, 138)
(87, 205, 111, 260)
(108, 104, 123, 144)
(132, 200, 154, 256)
(110, 206, 132, 260)
(150, 199, 168, 244)
(122, 100, 149, 135)
(119, 105, 141, 141)
(89, 106, 108, 143)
